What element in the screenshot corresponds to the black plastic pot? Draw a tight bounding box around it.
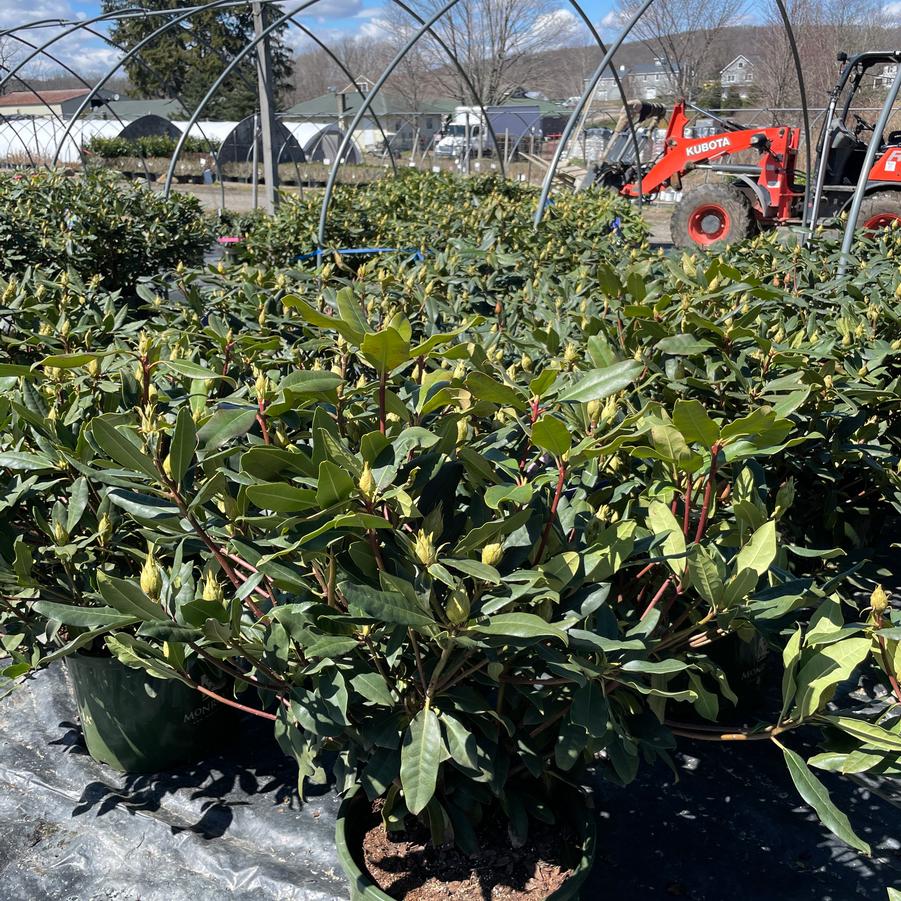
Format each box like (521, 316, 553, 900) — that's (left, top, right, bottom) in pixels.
(708, 630, 770, 712)
(336, 786, 597, 900)
(65, 653, 233, 773)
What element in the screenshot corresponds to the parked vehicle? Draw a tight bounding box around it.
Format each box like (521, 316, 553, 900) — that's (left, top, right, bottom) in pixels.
(435, 106, 488, 158)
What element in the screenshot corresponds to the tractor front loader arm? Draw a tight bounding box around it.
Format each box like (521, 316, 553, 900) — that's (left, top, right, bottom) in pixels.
(620, 102, 799, 217)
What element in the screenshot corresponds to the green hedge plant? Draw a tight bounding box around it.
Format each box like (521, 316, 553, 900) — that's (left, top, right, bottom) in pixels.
(3, 292, 898, 860)
(0, 170, 211, 293)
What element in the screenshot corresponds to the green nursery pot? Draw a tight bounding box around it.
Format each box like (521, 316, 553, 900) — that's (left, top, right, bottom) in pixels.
(335, 786, 597, 901)
(65, 653, 233, 773)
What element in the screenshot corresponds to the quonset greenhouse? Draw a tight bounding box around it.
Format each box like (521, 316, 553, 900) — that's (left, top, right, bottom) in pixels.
(0, 114, 361, 169)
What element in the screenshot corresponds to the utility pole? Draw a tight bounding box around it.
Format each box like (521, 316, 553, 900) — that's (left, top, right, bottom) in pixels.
(252, 1, 279, 213)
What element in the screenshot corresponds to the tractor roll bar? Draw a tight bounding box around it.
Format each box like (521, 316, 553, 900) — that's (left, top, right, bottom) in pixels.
(838, 61, 901, 273)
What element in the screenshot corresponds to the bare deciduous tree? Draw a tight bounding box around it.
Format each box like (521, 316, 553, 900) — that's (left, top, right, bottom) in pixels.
(755, 0, 888, 119)
(402, 0, 579, 104)
(615, 0, 750, 100)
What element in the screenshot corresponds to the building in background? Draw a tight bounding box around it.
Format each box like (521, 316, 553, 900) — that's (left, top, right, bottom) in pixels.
(586, 59, 680, 105)
(720, 55, 755, 100)
(284, 85, 457, 153)
(0, 89, 121, 119)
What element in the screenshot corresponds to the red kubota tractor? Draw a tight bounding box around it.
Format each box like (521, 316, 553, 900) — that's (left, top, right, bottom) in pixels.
(581, 50, 901, 248)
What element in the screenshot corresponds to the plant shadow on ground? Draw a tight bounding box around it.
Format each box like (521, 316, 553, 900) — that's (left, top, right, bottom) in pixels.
(55, 714, 329, 841)
(590, 671, 901, 901)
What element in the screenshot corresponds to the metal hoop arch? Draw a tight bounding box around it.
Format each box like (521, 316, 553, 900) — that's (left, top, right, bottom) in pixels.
(163, 0, 508, 201)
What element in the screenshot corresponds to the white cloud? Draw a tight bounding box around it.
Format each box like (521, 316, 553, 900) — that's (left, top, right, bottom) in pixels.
(0, 0, 73, 29)
(526, 8, 579, 46)
(600, 9, 627, 29)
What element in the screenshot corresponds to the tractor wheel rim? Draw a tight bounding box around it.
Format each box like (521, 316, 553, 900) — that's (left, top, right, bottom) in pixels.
(862, 212, 901, 231)
(688, 204, 730, 245)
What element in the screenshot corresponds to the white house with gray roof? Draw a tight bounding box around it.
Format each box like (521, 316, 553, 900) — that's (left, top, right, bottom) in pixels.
(720, 55, 755, 99)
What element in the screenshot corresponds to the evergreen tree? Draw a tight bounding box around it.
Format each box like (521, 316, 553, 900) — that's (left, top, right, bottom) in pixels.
(101, 0, 294, 120)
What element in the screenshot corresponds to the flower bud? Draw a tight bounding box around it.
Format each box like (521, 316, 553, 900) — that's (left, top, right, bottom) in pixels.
(358, 462, 376, 499)
(52, 520, 68, 545)
(413, 529, 437, 566)
(98, 513, 113, 546)
(445, 587, 470, 625)
(481, 543, 503, 567)
(563, 343, 578, 365)
(140, 546, 162, 599)
(202, 570, 225, 604)
(87, 357, 101, 378)
(520, 354, 533, 372)
(871, 585, 889, 616)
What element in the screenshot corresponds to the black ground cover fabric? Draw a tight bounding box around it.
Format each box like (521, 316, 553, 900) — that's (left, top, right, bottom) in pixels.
(0, 666, 899, 900)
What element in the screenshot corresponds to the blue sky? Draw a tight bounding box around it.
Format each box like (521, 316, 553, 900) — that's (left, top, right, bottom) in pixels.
(2, 0, 620, 77)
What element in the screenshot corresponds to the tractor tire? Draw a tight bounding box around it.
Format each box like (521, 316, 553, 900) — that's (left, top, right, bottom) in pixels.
(671, 183, 756, 250)
(855, 191, 901, 231)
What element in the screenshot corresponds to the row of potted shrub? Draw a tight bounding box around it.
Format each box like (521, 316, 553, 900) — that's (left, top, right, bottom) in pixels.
(0, 170, 899, 898)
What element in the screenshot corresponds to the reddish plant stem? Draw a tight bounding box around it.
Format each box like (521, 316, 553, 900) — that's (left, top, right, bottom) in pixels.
(533, 461, 566, 565)
(166, 485, 265, 620)
(221, 340, 233, 378)
(188, 641, 282, 692)
(437, 659, 488, 695)
(256, 405, 270, 445)
(669, 726, 775, 742)
(230, 642, 287, 688)
(368, 528, 385, 571)
(409, 629, 428, 696)
(518, 399, 541, 474)
(682, 476, 694, 537)
(529, 706, 568, 738)
(641, 574, 674, 620)
(876, 633, 901, 705)
(140, 356, 151, 409)
(378, 370, 387, 435)
(224, 552, 278, 607)
(693, 442, 721, 544)
(188, 679, 277, 721)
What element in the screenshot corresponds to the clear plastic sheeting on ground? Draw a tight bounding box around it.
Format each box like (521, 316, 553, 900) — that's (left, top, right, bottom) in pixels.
(0, 667, 345, 901)
(0, 666, 898, 900)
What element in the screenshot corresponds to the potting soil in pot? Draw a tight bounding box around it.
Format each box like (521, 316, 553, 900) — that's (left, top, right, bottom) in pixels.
(360, 801, 576, 900)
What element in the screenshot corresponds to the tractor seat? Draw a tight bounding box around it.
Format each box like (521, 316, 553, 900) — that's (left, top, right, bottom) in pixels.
(824, 128, 867, 185)
(887, 130, 901, 146)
